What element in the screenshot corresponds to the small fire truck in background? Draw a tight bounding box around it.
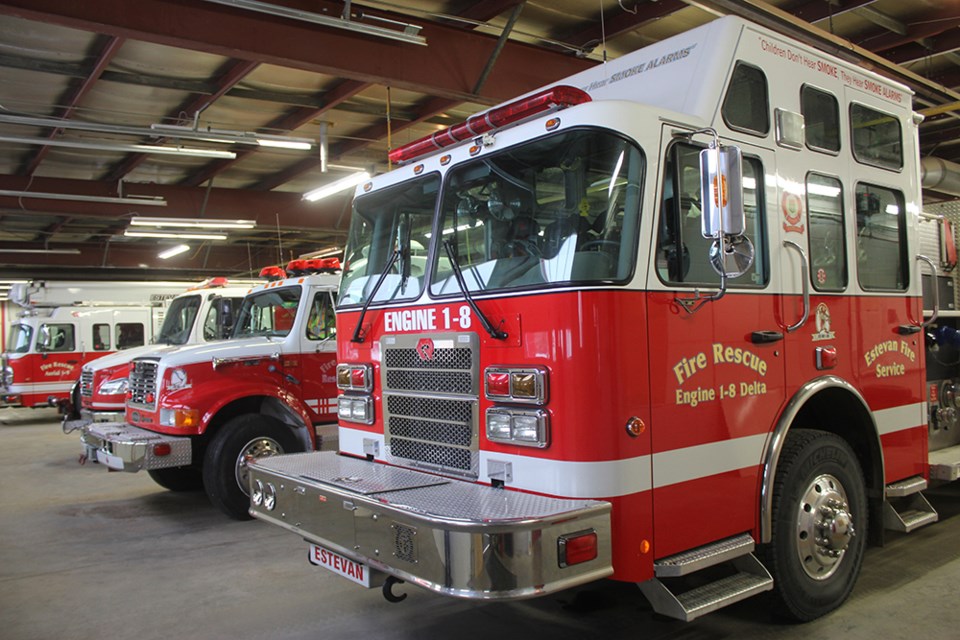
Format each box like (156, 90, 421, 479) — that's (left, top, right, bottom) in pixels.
(77, 260, 340, 518)
(62, 278, 257, 429)
(247, 15, 960, 623)
(2, 280, 194, 409)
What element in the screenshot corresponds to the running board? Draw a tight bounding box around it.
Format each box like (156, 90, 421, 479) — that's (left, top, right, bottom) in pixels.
(884, 476, 938, 533)
(637, 534, 773, 621)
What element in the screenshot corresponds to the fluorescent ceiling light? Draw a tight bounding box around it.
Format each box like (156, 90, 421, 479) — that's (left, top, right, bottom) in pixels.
(0, 248, 81, 254)
(0, 113, 313, 152)
(0, 134, 236, 159)
(130, 216, 256, 229)
(158, 244, 191, 259)
(201, 0, 426, 46)
(150, 124, 313, 150)
(303, 171, 371, 202)
(0, 190, 167, 207)
(125, 230, 227, 240)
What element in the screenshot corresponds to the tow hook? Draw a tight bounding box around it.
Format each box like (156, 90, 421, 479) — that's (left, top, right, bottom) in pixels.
(382, 576, 407, 603)
(78, 453, 87, 465)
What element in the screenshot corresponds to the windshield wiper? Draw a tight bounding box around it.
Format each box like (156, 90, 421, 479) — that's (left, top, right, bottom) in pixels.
(442, 239, 507, 341)
(351, 249, 400, 343)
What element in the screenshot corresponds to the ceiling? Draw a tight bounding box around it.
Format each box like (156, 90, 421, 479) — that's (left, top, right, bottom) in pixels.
(0, 0, 958, 282)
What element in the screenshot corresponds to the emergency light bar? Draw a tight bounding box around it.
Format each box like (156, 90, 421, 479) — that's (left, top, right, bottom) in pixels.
(259, 258, 342, 281)
(388, 85, 592, 165)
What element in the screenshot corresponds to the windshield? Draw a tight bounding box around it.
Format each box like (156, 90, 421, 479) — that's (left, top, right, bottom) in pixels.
(232, 286, 301, 338)
(6, 323, 32, 353)
(432, 129, 643, 294)
(157, 295, 201, 345)
(339, 174, 440, 307)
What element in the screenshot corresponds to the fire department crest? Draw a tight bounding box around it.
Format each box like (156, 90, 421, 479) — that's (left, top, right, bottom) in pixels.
(416, 338, 435, 361)
(811, 302, 836, 342)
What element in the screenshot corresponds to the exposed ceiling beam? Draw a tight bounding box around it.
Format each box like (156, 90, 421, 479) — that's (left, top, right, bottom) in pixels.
(884, 30, 960, 65)
(793, 0, 878, 25)
(449, 0, 526, 24)
(0, 0, 594, 106)
(180, 80, 372, 188)
(855, 6, 960, 53)
(0, 175, 345, 231)
(557, 0, 688, 53)
(103, 59, 260, 183)
(21, 35, 125, 177)
(253, 96, 459, 191)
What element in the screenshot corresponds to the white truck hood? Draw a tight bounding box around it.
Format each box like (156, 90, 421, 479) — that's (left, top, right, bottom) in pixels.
(143, 336, 292, 369)
(82, 343, 180, 373)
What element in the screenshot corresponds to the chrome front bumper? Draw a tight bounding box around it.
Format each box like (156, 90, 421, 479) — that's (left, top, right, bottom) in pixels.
(63, 409, 125, 434)
(248, 451, 613, 600)
(79, 422, 192, 472)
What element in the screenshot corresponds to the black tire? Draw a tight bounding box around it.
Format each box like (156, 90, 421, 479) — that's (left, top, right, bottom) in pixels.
(147, 466, 204, 492)
(758, 428, 867, 621)
(202, 414, 303, 520)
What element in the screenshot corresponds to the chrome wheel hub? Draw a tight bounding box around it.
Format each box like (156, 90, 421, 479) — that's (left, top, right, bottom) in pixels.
(796, 473, 855, 580)
(235, 437, 284, 496)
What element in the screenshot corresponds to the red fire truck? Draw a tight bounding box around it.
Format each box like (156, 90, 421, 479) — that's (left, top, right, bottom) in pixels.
(2, 280, 194, 409)
(62, 278, 256, 430)
(247, 16, 959, 622)
(77, 260, 340, 518)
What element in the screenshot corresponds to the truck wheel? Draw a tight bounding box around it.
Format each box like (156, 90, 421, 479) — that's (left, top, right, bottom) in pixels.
(203, 414, 302, 520)
(758, 428, 867, 621)
(147, 466, 204, 492)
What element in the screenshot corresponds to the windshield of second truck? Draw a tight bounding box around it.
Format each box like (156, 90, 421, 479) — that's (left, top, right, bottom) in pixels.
(5, 323, 32, 353)
(232, 286, 301, 338)
(156, 294, 201, 345)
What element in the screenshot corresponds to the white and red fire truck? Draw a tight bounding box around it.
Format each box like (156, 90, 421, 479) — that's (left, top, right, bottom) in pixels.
(77, 260, 340, 517)
(2, 280, 194, 409)
(61, 278, 257, 429)
(246, 15, 960, 622)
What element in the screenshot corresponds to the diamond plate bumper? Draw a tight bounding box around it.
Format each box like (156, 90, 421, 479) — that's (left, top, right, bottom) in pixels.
(249, 451, 613, 600)
(80, 422, 192, 472)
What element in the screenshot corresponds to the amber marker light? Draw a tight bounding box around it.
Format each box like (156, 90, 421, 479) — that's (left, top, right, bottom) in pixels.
(625, 416, 645, 437)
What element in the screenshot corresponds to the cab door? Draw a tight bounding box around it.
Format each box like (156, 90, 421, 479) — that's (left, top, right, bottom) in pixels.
(645, 129, 787, 558)
(34, 320, 82, 404)
(296, 289, 339, 423)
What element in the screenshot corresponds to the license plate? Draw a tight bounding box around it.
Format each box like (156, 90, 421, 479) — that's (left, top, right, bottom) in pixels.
(95, 449, 124, 471)
(308, 544, 373, 587)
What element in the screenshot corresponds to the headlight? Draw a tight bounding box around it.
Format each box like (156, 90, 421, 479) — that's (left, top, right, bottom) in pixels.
(486, 408, 549, 448)
(97, 377, 128, 396)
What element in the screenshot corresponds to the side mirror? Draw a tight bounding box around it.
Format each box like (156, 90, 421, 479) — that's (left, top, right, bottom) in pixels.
(700, 144, 746, 238)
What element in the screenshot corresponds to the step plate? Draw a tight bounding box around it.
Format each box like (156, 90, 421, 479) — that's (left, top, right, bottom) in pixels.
(654, 533, 754, 577)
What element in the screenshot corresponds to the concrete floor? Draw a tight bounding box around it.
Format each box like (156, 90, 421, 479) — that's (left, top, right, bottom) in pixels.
(3, 407, 960, 640)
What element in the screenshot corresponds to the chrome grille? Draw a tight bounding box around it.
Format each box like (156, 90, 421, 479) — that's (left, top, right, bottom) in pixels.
(381, 333, 478, 478)
(80, 369, 94, 398)
(128, 359, 159, 407)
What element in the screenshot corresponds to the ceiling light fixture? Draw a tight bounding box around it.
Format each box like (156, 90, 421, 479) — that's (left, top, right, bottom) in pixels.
(201, 0, 426, 46)
(303, 171, 371, 202)
(0, 190, 167, 207)
(158, 244, 191, 259)
(130, 216, 256, 229)
(124, 230, 227, 240)
(0, 112, 314, 152)
(0, 248, 81, 254)
(0, 134, 236, 159)
(149, 124, 313, 150)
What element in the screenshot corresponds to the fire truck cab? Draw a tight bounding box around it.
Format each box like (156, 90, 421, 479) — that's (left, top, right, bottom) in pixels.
(248, 16, 952, 622)
(2, 280, 193, 409)
(77, 261, 340, 519)
(62, 278, 255, 429)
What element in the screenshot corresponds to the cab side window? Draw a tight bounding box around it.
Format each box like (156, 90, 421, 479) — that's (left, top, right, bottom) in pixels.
(116, 323, 145, 349)
(92, 323, 111, 351)
(801, 85, 840, 153)
(722, 62, 770, 136)
(39, 323, 75, 352)
(806, 174, 847, 291)
(851, 104, 902, 171)
(306, 293, 336, 341)
(856, 183, 907, 290)
(656, 142, 768, 287)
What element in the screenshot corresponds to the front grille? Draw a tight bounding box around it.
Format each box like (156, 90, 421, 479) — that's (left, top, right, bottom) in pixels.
(128, 359, 159, 407)
(80, 369, 94, 397)
(381, 333, 478, 478)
